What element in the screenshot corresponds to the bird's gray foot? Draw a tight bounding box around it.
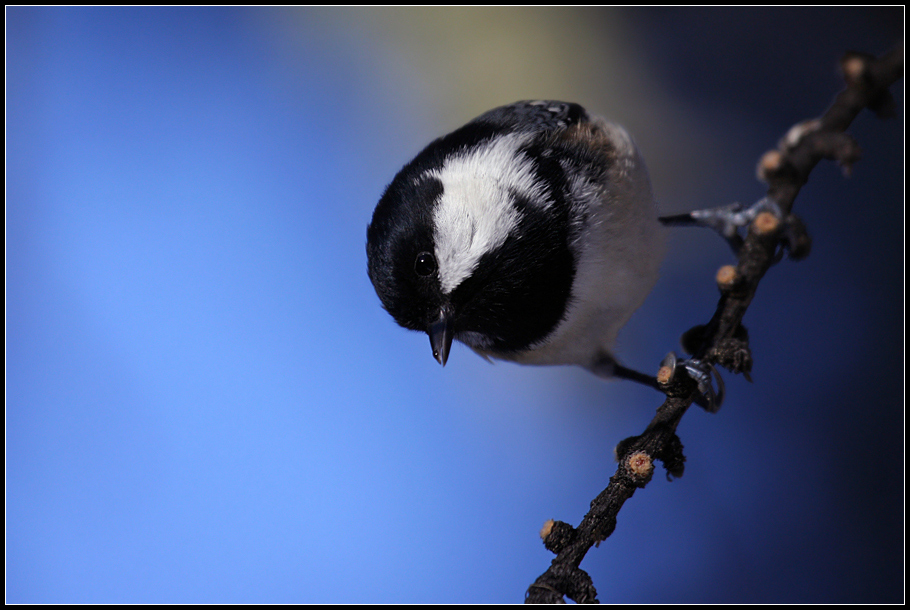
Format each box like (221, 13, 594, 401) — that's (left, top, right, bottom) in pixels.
(660, 351, 725, 413)
(659, 198, 782, 254)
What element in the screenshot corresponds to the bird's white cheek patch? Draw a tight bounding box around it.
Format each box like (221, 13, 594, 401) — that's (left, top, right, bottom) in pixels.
(429, 133, 549, 294)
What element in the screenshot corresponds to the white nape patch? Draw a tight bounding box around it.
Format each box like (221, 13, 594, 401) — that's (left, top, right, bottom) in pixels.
(429, 133, 549, 294)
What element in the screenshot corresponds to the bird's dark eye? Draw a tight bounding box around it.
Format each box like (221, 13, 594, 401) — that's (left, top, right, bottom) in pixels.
(414, 251, 437, 277)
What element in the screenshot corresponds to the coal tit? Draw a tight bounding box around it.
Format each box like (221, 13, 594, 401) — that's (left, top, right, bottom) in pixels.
(366, 100, 675, 389)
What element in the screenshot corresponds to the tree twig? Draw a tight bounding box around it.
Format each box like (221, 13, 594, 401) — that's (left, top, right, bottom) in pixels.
(525, 43, 904, 605)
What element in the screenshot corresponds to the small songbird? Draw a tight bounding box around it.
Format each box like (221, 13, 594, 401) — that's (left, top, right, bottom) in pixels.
(366, 100, 722, 408)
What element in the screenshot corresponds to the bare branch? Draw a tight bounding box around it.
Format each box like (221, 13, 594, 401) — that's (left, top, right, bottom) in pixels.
(525, 43, 904, 605)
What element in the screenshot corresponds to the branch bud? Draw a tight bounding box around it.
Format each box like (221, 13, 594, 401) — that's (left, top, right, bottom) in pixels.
(841, 53, 868, 84)
(750, 211, 780, 236)
(539, 519, 554, 540)
(716, 265, 739, 290)
(781, 119, 821, 150)
(757, 149, 783, 182)
(540, 519, 577, 554)
(627, 451, 654, 480)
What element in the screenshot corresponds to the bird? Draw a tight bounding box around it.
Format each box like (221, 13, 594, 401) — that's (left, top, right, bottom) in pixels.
(366, 100, 723, 409)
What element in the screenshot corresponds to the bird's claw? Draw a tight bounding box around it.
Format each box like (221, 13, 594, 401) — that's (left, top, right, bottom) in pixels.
(660, 351, 725, 413)
(660, 197, 782, 254)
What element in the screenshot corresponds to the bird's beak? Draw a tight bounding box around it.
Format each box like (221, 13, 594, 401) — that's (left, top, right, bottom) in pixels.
(428, 308, 455, 366)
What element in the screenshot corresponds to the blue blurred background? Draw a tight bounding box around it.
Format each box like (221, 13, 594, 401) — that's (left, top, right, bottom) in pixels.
(7, 7, 903, 603)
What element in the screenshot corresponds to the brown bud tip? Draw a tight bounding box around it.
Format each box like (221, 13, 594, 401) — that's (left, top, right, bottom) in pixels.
(657, 365, 673, 385)
(751, 211, 780, 235)
(627, 451, 653, 478)
(781, 119, 822, 150)
(716, 265, 738, 289)
(540, 519, 555, 541)
(842, 55, 867, 82)
(757, 150, 782, 182)
(540, 520, 578, 554)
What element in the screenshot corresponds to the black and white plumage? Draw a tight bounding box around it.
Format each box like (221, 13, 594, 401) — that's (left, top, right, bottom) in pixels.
(366, 100, 665, 381)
